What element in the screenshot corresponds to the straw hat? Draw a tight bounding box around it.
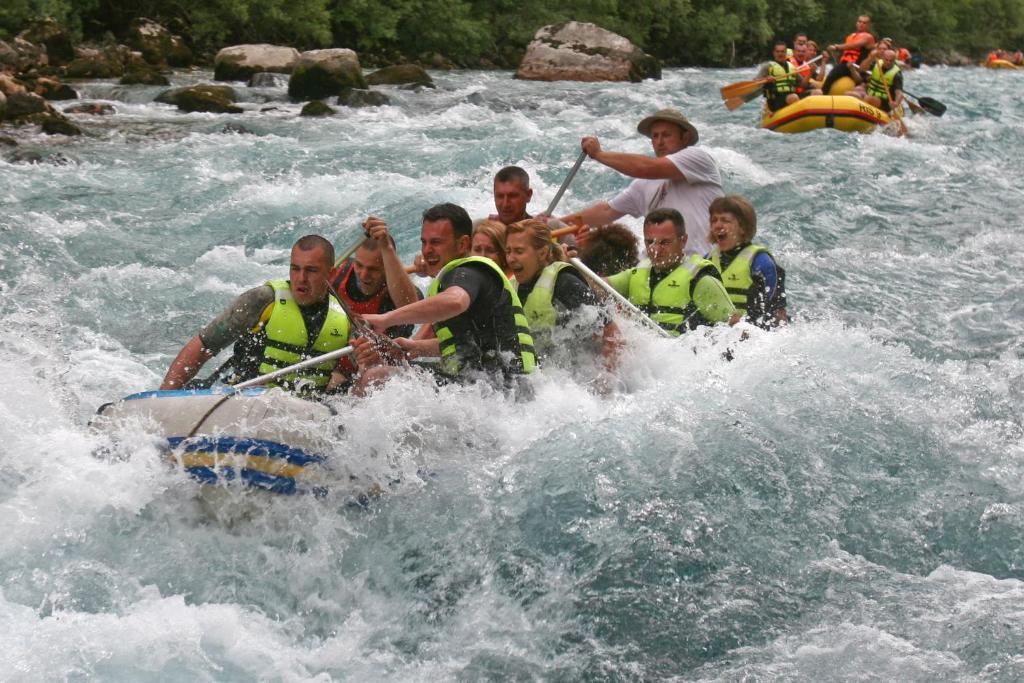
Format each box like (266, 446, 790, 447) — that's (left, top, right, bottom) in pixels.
(636, 108, 699, 144)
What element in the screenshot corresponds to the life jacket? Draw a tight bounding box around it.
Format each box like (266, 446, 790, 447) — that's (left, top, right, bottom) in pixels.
(897, 47, 911, 63)
(521, 261, 575, 357)
(790, 58, 812, 92)
(709, 244, 771, 315)
(623, 255, 714, 336)
(866, 61, 900, 99)
(841, 32, 874, 63)
(254, 279, 351, 391)
(766, 60, 797, 94)
(329, 258, 388, 316)
(426, 256, 536, 376)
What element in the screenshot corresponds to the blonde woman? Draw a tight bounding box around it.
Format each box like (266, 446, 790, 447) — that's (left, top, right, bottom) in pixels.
(471, 219, 510, 275)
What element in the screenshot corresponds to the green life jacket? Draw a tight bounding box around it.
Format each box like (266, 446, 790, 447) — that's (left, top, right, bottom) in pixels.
(522, 261, 574, 331)
(709, 244, 770, 315)
(426, 256, 536, 376)
(867, 61, 900, 99)
(625, 255, 714, 336)
(767, 60, 797, 94)
(257, 279, 350, 391)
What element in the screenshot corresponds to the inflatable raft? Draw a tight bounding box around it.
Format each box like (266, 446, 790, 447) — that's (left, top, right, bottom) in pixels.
(93, 387, 340, 494)
(761, 95, 890, 134)
(984, 59, 1022, 69)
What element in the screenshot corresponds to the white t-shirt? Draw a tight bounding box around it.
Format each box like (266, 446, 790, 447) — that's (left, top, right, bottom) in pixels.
(608, 146, 723, 256)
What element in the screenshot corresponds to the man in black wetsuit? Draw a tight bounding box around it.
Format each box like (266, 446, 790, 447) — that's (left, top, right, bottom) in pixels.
(353, 203, 535, 395)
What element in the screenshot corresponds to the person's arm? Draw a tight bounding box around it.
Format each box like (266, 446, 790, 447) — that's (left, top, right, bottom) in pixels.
(691, 270, 736, 325)
(829, 34, 874, 53)
(160, 336, 214, 389)
(580, 136, 683, 180)
(558, 201, 626, 229)
(363, 287, 470, 332)
(364, 216, 419, 308)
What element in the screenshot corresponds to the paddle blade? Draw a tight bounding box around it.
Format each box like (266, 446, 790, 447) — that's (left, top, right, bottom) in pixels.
(917, 96, 946, 117)
(720, 77, 769, 101)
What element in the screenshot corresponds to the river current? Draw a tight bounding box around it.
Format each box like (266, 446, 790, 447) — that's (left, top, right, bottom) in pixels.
(1, 66, 1023, 681)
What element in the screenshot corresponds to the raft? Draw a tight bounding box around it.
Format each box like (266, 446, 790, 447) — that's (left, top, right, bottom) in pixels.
(984, 59, 1022, 69)
(761, 95, 890, 134)
(93, 387, 339, 494)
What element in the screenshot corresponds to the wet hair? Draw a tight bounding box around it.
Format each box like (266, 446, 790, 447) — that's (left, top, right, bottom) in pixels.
(708, 195, 758, 243)
(294, 234, 335, 265)
(472, 219, 509, 269)
(356, 232, 396, 252)
(645, 208, 686, 238)
(494, 165, 530, 189)
(773, 38, 788, 50)
(794, 32, 808, 43)
(579, 223, 639, 276)
(506, 219, 555, 266)
(422, 203, 472, 239)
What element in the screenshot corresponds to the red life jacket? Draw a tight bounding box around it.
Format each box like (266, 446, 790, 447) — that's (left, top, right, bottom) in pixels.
(329, 258, 388, 315)
(841, 32, 874, 63)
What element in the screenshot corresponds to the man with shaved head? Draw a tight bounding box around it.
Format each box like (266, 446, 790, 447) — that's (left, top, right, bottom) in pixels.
(161, 235, 358, 393)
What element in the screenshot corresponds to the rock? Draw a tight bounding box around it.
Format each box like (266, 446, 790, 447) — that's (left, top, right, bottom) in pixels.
(17, 18, 75, 66)
(119, 64, 170, 86)
(7, 148, 44, 163)
(335, 88, 390, 107)
(300, 100, 335, 117)
(515, 21, 661, 82)
(5, 37, 48, 72)
(215, 44, 299, 81)
(41, 115, 82, 135)
(126, 18, 193, 67)
(221, 122, 255, 134)
(34, 77, 78, 100)
(3, 91, 51, 120)
(0, 91, 5, 119)
(155, 84, 242, 113)
(64, 102, 115, 115)
(0, 134, 16, 146)
(288, 49, 366, 101)
(65, 48, 125, 79)
(365, 64, 434, 87)
(0, 73, 27, 96)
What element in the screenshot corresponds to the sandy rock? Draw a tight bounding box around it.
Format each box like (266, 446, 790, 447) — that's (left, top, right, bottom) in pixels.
(215, 44, 300, 81)
(288, 49, 366, 101)
(515, 21, 661, 82)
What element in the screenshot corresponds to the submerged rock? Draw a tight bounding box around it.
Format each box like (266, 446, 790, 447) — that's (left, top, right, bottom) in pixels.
(300, 100, 335, 117)
(215, 44, 299, 82)
(365, 64, 434, 88)
(41, 116, 82, 135)
(516, 21, 661, 82)
(64, 102, 116, 115)
(288, 49, 366, 101)
(336, 88, 389, 108)
(156, 85, 242, 114)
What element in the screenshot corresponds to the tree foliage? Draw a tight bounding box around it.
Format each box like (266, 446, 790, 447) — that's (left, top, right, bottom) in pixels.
(2, 0, 1023, 65)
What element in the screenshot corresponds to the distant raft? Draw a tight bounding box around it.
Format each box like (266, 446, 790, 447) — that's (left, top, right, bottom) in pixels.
(93, 387, 341, 494)
(984, 59, 1022, 69)
(761, 95, 891, 134)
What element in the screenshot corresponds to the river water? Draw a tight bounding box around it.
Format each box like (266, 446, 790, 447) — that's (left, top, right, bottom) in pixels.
(1, 66, 1023, 680)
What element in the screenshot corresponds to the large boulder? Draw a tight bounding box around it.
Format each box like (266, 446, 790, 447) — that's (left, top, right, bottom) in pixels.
(215, 44, 299, 81)
(65, 47, 125, 78)
(365, 64, 434, 88)
(17, 18, 75, 66)
(2, 91, 52, 120)
(34, 76, 78, 100)
(0, 73, 28, 96)
(126, 18, 193, 67)
(288, 49, 366, 101)
(2, 37, 48, 73)
(155, 84, 242, 113)
(515, 22, 661, 82)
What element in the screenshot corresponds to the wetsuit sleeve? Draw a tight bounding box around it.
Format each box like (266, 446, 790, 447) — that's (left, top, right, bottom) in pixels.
(605, 269, 632, 297)
(690, 267, 735, 324)
(439, 263, 494, 307)
(552, 269, 598, 309)
(198, 285, 275, 354)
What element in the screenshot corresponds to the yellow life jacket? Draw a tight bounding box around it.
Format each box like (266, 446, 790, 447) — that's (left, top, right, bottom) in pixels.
(625, 255, 714, 336)
(426, 256, 536, 376)
(709, 244, 770, 315)
(867, 61, 900, 99)
(257, 279, 350, 391)
(767, 60, 797, 94)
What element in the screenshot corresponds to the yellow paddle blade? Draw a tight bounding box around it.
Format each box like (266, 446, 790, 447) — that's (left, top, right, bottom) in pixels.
(720, 77, 770, 101)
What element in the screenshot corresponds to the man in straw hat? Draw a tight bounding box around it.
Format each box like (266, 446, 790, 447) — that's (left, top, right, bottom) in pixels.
(556, 108, 722, 256)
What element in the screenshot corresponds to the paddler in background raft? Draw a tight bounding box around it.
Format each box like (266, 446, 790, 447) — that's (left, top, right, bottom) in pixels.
(821, 14, 877, 94)
(160, 235, 361, 393)
(353, 203, 535, 397)
(605, 208, 735, 336)
(505, 219, 622, 383)
(557, 108, 723, 258)
(758, 39, 811, 112)
(706, 196, 789, 329)
(848, 47, 905, 116)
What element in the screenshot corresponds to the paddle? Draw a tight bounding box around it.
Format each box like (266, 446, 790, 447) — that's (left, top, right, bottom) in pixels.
(232, 345, 355, 390)
(334, 230, 370, 269)
(720, 55, 823, 105)
(902, 91, 945, 117)
(568, 257, 672, 338)
(545, 150, 587, 217)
